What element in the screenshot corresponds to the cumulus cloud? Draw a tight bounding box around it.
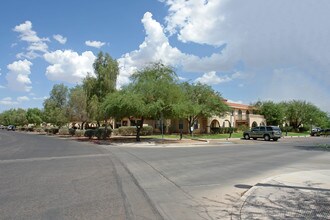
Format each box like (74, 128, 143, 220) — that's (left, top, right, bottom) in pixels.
(44, 50, 96, 83)
(162, 0, 330, 78)
(117, 11, 242, 87)
(0, 97, 19, 106)
(32, 96, 48, 100)
(17, 96, 30, 102)
(195, 71, 245, 85)
(13, 21, 49, 59)
(6, 59, 33, 92)
(118, 1, 330, 111)
(117, 12, 187, 87)
(53, 34, 67, 44)
(85, 40, 105, 48)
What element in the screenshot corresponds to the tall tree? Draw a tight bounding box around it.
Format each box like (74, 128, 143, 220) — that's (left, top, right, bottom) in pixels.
(68, 85, 88, 129)
(103, 63, 182, 141)
(253, 101, 284, 126)
(83, 52, 119, 128)
(283, 100, 329, 131)
(176, 82, 230, 135)
(43, 84, 69, 127)
(26, 108, 43, 126)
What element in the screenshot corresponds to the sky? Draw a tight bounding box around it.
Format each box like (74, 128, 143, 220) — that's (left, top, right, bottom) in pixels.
(1, 0, 330, 113)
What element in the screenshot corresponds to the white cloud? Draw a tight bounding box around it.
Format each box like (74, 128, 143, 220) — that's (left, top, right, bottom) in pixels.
(53, 34, 67, 44)
(17, 96, 30, 102)
(117, 12, 186, 87)
(44, 50, 96, 83)
(195, 71, 231, 85)
(32, 96, 48, 100)
(0, 85, 5, 89)
(6, 59, 33, 92)
(85, 40, 105, 48)
(13, 21, 49, 59)
(0, 97, 19, 106)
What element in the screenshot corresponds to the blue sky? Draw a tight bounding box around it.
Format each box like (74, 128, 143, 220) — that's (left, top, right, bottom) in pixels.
(1, 0, 330, 113)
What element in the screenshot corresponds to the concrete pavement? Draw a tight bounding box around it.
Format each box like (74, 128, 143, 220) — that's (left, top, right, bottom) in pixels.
(236, 170, 330, 219)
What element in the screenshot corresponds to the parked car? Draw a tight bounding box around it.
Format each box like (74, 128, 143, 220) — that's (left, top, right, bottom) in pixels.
(310, 127, 322, 136)
(243, 126, 282, 141)
(0, 125, 5, 129)
(319, 128, 330, 136)
(7, 125, 16, 131)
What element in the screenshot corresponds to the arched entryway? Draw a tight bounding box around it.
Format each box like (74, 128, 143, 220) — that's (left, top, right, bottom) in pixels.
(252, 121, 258, 127)
(210, 119, 221, 134)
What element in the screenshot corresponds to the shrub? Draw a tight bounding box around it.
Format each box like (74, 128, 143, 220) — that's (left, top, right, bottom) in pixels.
(84, 129, 96, 139)
(46, 127, 59, 135)
(118, 126, 137, 136)
(211, 127, 220, 134)
(84, 128, 112, 139)
(74, 129, 85, 137)
(27, 127, 35, 132)
(117, 126, 153, 136)
(112, 128, 119, 136)
(35, 127, 44, 133)
(58, 128, 70, 135)
(95, 127, 112, 140)
(140, 126, 153, 136)
(69, 128, 76, 136)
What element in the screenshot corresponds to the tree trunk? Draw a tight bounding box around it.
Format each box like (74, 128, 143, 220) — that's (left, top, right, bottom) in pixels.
(136, 117, 144, 142)
(103, 118, 108, 140)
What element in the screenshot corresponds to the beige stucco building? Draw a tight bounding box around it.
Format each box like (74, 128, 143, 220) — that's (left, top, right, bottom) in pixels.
(113, 99, 266, 134)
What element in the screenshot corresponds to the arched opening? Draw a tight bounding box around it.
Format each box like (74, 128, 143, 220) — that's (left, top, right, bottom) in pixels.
(252, 121, 258, 127)
(210, 119, 221, 134)
(238, 110, 242, 120)
(260, 122, 266, 126)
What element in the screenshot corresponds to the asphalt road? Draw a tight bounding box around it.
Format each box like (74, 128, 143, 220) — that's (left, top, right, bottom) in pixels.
(0, 130, 162, 220)
(103, 137, 330, 219)
(1, 131, 329, 220)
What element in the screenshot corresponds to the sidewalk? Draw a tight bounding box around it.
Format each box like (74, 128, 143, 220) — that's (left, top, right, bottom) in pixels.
(236, 170, 330, 219)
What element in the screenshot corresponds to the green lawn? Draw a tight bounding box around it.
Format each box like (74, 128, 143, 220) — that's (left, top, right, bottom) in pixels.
(149, 133, 243, 140)
(149, 131, 309, 140)
(284, 132, 309, 137)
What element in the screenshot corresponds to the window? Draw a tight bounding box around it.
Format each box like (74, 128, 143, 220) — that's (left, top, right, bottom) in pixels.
(194, 121, 198, 129)
(252, 127, 259, 132)
(259, 127, 266, 131)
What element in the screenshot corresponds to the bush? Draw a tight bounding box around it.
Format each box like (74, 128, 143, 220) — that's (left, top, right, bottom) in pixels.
(211, 127, 237, 134)
(35, 127, 44, 133)
(58, 128, 70, 135)
(84, 127, 112, 139)
(112, 128, 119, 136)
(45, 127, 59, 135)
(84, 129, 96, 139)
(69, 128, 76, 136)
(140, 126, 153, 136)
(74, 129, 85, 137)
(95, 127, 112, 140)
(118, 126, 137, 136)
(27, 127, 35, 132)
(211, 127, 221, 134)
(117, 126, 153, 136)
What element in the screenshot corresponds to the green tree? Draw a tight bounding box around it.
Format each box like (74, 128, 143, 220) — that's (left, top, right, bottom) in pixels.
(103, 63, 181, 141)
(176, 82, 230, 135)
(26, 108, 43, 126)
(83, 52, 119, 130)
(253, 101, 284, 126)
(68, 85, 88, 129)
(281, 100, 325, 131)
(43, 84, 69, 127)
